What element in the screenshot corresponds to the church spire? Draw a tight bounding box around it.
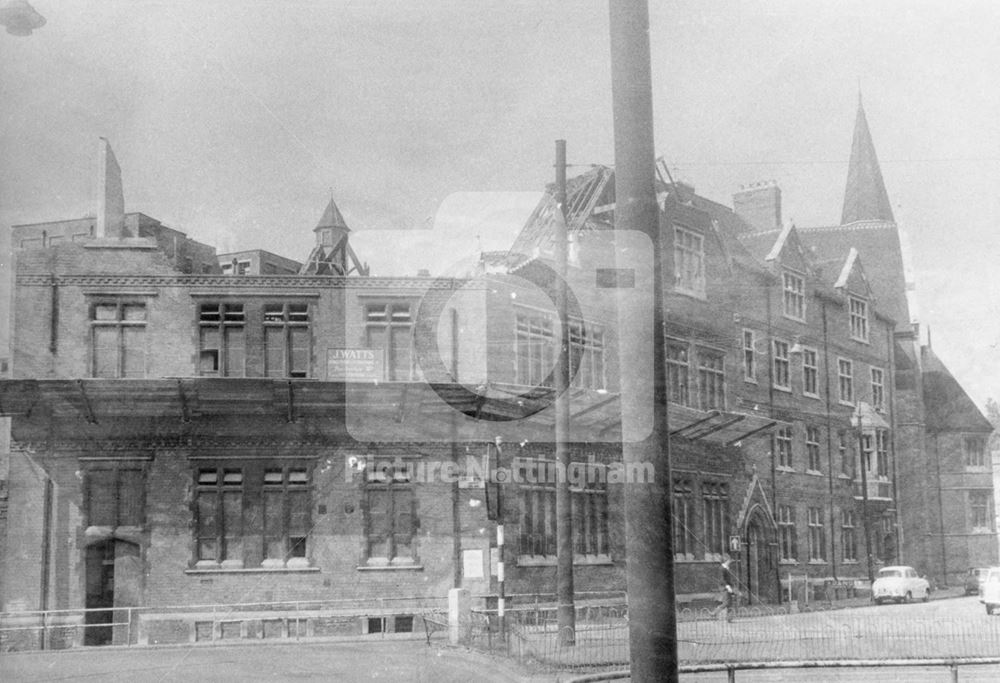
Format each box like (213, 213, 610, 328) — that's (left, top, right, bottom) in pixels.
(841, 100, 895, 224)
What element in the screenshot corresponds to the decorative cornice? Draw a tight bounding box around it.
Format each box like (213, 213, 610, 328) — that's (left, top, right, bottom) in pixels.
(15, 274, 477, 290)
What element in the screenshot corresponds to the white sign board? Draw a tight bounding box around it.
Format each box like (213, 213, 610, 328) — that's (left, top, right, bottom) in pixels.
(327, 348, 381, 381)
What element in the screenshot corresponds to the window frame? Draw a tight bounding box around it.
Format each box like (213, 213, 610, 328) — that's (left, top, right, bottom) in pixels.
(673, 225, 706, 298)
(90, 299, 148, 378)
(701, 481, 730, 561)
(807, 506, 826, 563)
(672, 478, 696, 561)
(849, 296, 869, 343)
(841, 510, 857, 562)
(198, 302, 246, 377)
(696, 348, 726, 411)
(777, 504, 797, 563)
(969, 490, 994, 532)
(870, 366, 885, 411)
(775, 425, 794, 470)
(772, 339, 791, 391)
(782, 271, 806, 321)
(364, 466, 417, 566)
(806, 425, 822, 473)
(837, 358, 854, 405)
(964, 436, 987, 469)
(665, 340, 691, 406)
(801, 346, 820, 398)
(264, 302, 312, 379)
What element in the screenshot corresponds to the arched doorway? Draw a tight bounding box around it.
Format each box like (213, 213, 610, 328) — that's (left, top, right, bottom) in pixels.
(84, 539, 141, 645)
(744, 508, 778, 604)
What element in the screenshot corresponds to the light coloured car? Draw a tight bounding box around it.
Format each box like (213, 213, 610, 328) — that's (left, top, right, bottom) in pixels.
(871, 565, 931, 604)
(979, 567, 1000, 615)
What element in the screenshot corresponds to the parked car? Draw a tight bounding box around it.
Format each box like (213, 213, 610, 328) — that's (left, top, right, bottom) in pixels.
(980, 567, 1000, 615)
(964, 567, 990, 595)
(871, 565, 931, 604)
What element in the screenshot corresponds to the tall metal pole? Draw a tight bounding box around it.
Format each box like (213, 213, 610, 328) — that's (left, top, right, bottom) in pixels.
(554, 139, 576, 645)
(609, 2, 677, 681)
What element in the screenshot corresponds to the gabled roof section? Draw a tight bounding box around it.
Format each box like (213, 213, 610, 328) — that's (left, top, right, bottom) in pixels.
(833, 247, 874, 299)
(841, 101, 895, 224)
(921, 346, 994, 433)
(737, 224, 810, 274)
(798, 223, 910, 330)
(315, 197, 349, 232)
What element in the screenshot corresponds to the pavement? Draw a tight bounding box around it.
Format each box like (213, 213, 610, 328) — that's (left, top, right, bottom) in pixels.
(0, 639, 542, 682)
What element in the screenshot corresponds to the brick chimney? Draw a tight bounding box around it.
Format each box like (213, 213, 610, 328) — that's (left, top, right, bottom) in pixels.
(733, 181, 782, 233)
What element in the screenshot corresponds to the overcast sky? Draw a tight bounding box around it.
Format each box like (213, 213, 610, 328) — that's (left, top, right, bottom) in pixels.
(1, 0, 998, 409)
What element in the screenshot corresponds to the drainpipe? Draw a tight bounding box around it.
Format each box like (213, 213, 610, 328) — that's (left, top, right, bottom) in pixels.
(764, 275, 778, 605)
(822, 302, 837, 581)
(886, 320, 902, 563)
(39, 476, 53, 649)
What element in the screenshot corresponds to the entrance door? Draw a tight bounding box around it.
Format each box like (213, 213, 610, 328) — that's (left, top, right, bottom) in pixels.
(84, 540, 141, 646)
(745, 513, 778, 604)
(84, 541, 115, 645)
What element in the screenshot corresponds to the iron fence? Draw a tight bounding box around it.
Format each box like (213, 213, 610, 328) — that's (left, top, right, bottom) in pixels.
(467, 600, 1000, 676)
(0, 595, 448, 652)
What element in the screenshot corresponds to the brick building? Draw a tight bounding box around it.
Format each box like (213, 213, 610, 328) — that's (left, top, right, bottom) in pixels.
(0, 105, 993, 647)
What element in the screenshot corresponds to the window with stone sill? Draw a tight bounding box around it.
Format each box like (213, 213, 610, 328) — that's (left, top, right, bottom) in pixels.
(841, 510, 857, 562)
(364, 466, 417, 566)
(806, 425, 822, 473)
(198, 303, 245, 377)
(91, 300, 147, 378)
(965, 436, 987, 469)
(772, 340, 790, 390)
(870, 367, 885, 411)
(673, 479, 696, 561)
(807, 506, 826, 562)
(849, 296, 869, 342)
(775, 425, 794, 469)
(970, 490, 994, 532)
(264, 303, 311, 378)
(782, 272, 806, 321)
(777, 504, 797, 562)
(837, 358, 854, 404)
(702, 481, 729, 560)
(802, 348, 819, 397)
(673, 226, 706, 297)
(194, 464, 312, 570)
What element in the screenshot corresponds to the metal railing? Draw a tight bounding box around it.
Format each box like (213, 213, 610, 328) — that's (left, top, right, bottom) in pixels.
(0, 595, 448, 652)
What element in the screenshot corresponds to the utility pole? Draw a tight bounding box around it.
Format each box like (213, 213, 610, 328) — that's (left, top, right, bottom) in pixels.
(609, 1, 678, 681)
(554, 139, 576, 645)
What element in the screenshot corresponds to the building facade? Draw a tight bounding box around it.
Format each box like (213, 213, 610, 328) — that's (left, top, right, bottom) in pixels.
(0, 103, 994, 649)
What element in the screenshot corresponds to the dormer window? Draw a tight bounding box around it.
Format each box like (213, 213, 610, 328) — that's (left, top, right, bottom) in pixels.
(673, 226, 705, 298)
(782, 272, 805, 320)
(849, 296, 869, 342)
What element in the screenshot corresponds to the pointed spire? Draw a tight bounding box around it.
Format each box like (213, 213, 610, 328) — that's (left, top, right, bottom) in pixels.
(841, 101, 895, 224)
(314, 196, 349, 232)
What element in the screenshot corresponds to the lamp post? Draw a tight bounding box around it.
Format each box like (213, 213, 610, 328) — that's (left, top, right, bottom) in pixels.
(852, 404, 875, 584)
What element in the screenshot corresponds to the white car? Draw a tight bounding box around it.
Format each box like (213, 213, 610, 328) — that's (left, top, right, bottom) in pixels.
(979, 566, 1000, 615)
(871, 565, 931, 604)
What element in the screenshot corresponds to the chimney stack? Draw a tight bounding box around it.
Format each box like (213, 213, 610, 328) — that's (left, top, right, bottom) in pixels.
(733, 181, 781, 233)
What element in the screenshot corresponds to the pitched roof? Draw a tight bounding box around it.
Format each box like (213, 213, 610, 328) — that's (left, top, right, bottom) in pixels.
(921, 346, 994, 433)
(315, 197, 349, 232)
(798, 222, 910, 329)
(841, 102, 895, 224)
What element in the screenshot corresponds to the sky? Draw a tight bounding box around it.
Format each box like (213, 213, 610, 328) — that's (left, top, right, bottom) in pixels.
(1, 0, 998, 409)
